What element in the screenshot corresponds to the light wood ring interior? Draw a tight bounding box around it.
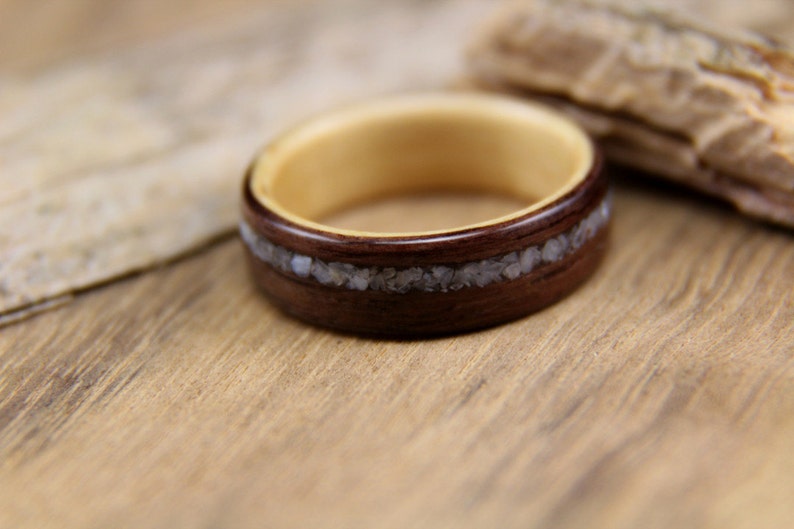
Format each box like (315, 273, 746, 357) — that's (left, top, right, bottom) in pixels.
(250, 94, 594, 236)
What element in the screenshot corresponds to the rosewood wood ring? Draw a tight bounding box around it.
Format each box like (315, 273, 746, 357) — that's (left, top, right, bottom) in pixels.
(241, 94, 610, 336)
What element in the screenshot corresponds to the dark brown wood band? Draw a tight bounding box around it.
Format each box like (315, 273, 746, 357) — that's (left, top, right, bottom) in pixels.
(241, 152, 607, 266)
(240, 94, 611, 336)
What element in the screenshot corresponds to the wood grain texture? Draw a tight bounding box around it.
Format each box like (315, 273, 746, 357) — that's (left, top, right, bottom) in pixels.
(241, 132, 609, 336)
(1, 1, 794, 528)
(0, 0, 281, 73)
(1, 0, 792, 323)
(468, 0, 794, 227)
(1, 181, 793, 529)
(0, 0, 495, 321)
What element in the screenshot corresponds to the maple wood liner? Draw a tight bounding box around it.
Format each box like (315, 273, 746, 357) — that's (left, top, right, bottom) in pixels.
(240, 94, 610, 335)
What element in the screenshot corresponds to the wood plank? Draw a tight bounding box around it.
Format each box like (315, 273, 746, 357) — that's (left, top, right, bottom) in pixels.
(1, 180, 792, 528)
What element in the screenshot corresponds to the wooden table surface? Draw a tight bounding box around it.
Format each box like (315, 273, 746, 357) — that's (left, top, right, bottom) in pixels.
(1, 1, 793, 528)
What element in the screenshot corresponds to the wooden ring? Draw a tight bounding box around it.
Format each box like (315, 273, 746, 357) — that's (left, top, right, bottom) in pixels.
(241, 94, 610, 336)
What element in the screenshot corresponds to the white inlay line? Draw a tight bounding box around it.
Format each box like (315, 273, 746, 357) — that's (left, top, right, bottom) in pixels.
(241, 197, 610, 293)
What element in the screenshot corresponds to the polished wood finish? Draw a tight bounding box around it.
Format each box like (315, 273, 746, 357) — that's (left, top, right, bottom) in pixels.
(242, 154, 607, 266)
(244, 229, 608, 336)
(241, 97, 609, 335)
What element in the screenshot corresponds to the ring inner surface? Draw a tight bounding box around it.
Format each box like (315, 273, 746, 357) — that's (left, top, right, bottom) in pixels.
(250, 96, 593, 237)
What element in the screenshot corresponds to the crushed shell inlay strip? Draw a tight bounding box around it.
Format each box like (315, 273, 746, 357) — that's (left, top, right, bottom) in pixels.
(241, 198, 610, 294)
